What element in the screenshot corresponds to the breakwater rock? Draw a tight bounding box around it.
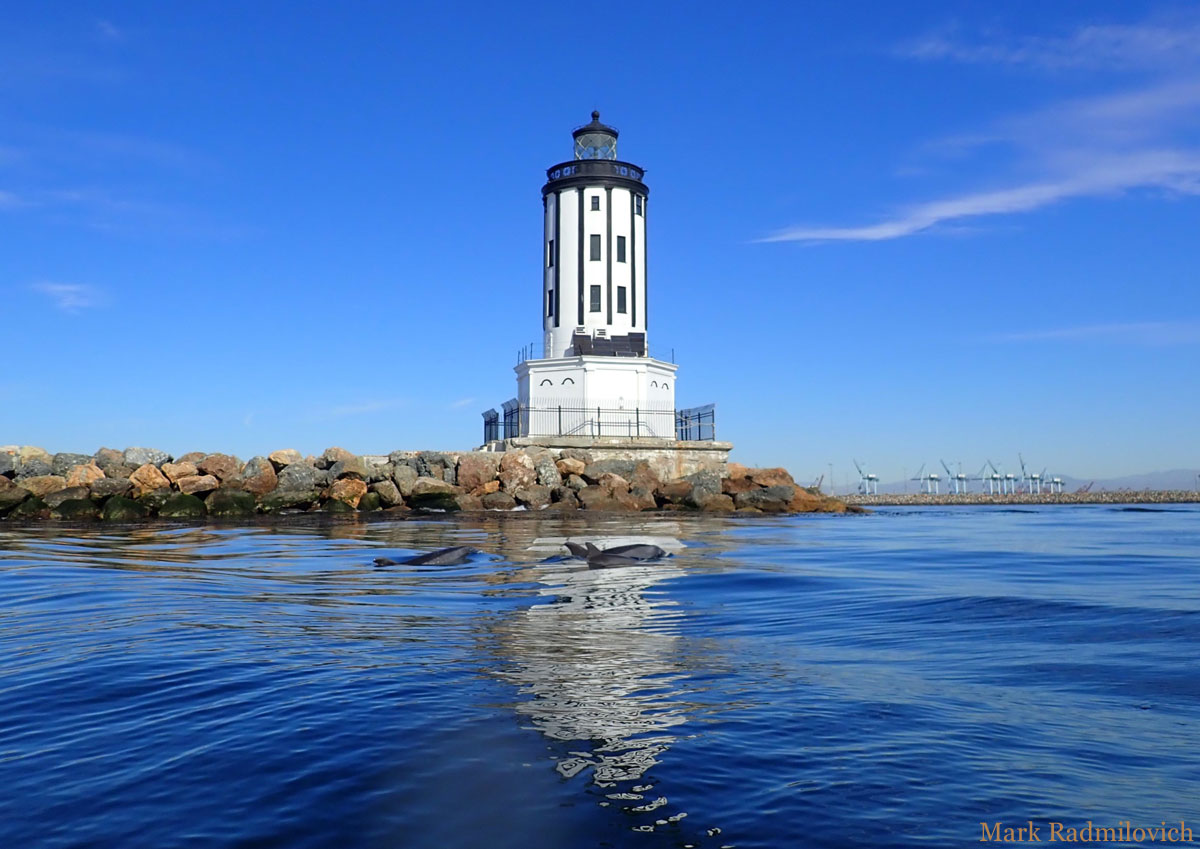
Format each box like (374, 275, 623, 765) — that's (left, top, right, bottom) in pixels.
(842, 491, 1200, 507)
(0, 446, 855, 521)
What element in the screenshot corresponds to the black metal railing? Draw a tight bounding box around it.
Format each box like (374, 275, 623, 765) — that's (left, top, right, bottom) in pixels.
(481, 401, 716, 443)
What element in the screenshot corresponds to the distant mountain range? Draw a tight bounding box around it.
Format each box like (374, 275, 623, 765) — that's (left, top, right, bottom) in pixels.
(848, 469, 1200, 496)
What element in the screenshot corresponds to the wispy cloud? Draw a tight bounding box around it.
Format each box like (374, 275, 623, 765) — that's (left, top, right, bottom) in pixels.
(95, 20, 123, 42)
(449, 397, 476, 409)
(760, 148, 1200, 242)
(901, 19, 1200, 71)
(988, 320, 1200, 345)
(762, 16, 1200, 244)
(30, 282, 104, 313)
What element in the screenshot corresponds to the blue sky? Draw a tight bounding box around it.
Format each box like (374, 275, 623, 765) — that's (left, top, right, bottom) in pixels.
(2, 1, 1198, 486)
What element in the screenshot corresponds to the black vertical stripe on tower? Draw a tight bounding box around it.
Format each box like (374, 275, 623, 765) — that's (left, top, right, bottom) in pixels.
(643, 196, 648, 332)
(605, 187, 613, 324)
(630, 192, 637, 327)
(577, 188, 584, 327)
(553, 191, 560, 328)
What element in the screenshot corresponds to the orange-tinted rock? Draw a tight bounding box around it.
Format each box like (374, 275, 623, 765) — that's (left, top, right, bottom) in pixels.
(161, 461, 198, 483)
(129, 464, 170, 497)
(456, 453, 501, 492)
(328, 478, 368, 508)
(198, 453, 242, 483)
(18, 475, 67, 498)
(176, 474, 220, 495)
(240, 457, 278, 495)
(65, 462, 105, 489)
(555, 457, 586, 477)
(748, 467, 796, 488)
(471, 480, 501, 497)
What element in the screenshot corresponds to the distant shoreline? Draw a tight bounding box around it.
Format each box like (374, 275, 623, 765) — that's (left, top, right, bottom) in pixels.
(842, 491, 1199, 506)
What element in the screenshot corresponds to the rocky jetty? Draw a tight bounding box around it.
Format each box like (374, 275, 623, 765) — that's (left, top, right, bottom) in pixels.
(0, 446, 855, 522)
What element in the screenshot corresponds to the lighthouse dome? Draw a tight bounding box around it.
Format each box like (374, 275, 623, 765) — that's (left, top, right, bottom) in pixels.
(572, 111, 618, 160)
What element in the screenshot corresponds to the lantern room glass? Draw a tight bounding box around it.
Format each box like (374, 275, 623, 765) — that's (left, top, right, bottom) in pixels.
(574, 132, 617, 160)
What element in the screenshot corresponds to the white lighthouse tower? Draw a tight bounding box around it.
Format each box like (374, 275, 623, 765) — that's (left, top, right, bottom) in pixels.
(490, 112, 679, 441)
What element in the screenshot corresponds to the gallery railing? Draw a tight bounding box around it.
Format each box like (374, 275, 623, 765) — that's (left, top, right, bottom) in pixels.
(482, 402, 716, 443)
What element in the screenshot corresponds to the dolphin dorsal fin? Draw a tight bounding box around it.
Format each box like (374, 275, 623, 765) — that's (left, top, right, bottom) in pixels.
(586, 542, 602, 557)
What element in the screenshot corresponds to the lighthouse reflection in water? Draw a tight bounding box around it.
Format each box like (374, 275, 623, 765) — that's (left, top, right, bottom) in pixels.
(492, 533, 700, 827)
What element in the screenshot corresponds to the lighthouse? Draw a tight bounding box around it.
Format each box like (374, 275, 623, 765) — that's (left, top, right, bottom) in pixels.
(484, 112, 713, 445)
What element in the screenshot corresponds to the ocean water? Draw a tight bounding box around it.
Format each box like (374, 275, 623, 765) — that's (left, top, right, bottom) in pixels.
(0, 506, 1197, 848)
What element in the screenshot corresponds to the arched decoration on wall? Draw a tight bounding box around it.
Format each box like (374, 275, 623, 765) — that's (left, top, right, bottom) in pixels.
(661, 382, 670, 390)
(562, 377, 575, 385)
(650, 380, 658, 388)
(539, 379, 553, 386)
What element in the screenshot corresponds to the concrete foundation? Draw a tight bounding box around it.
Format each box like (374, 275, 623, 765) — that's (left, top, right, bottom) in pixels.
(495, 436, 733, 481)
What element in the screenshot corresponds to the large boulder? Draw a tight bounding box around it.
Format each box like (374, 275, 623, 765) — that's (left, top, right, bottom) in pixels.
(628, 485, 658, 511)
(565, 474, 587, 491)
(391, 463, 418, 496)
(90, 477, 133, 499)
(0, 448, 17, 477)
(277, 462, 325, 491)
(240, 457, 278, 495)
(472, 480, 500, 496)
(407, 477, 461, 510)
(369, 480, 403, 507)
(102, 496, 148, 521)
(531, 451, 562, 488)
(734, 485, 795, 513)
(559, 448, 593, 464)
(363, 457, 393, 483)
(176, 451, 207, 465)
(129, 463, 171, 497)
(124, 447, 171, 467)
(52, 499, 100, 521)
(329, 456, 369, 480)
(456, 452, 501, 493)
(748, 467, 796, 488)
(18, 446, 52, 466)
(158, 493, 207, 519)
(176, 474, 220, 496)
(555, 457, 586, 477)
(197, 453, 242, 483)
(498, 451, 536, 491)
(18, 475, 68, 498)
(597, 472, 630, 496)
(416, 451, 456, 484)
(481, 491, 517, 511)
(51, 453, 93, 477)
(161, 461, 198, 483)
(550, 486, 580, 509)
(10, 496, 50, 520)
(319, 446, 355, 469)
(698, 493, 736, 512)
(512, 485, 552, 510)
(44, 486, 92, 509)
(65, 462, 105, 489)
(454, 493, 482, 511)
(15, 457, 52, 479)
(93, 447, 126, 473)
(357, 492, 382, 512)
(682, 470, 722, 508)
(205, 488, 257, 517)
(259, 488, 321, 513)
(0, 478, 30, 514)
(583, 459, 637, 483)
(327, 478, 368, 508)
(578, 485, 630, 511)
(268, 449, 303, 469)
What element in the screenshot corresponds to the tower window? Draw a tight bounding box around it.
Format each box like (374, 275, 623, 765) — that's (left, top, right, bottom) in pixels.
(617, 287, 627, 314)
(616, 236, 626, 263)
(589, 285, 601, 312)
(591, 195, 600, 211)
(547, 289, 553, 317)
(589, 234, 601, 261)
(547, 239, 554, 267)
(635, 195, 643, 216)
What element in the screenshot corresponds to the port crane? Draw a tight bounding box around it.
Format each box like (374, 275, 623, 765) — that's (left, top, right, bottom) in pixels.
(985, 460, 1008, 494)
(941, 460, 969, 494)
(853, 460, 879, 495)
(911, 463, 941, 495)
(1019, 454, 1047, 495)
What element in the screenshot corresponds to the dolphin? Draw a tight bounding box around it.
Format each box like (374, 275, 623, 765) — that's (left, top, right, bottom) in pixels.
(583, 550, 642, 569)
(564, 542, 591, 560)
(599, 543, 668, 561)
(373, 545, 477, 567)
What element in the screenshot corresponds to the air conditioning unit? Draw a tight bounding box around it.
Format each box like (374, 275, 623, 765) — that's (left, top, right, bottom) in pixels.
(594, 328, 607, 338)
(574, 326, 587, 335)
